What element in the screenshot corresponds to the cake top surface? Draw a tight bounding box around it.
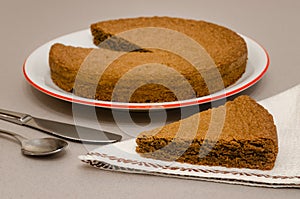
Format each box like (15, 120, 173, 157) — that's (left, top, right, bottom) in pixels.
(137, 95, 278, 144)
(91, 16, 247, 67)
(50, 43, 219, 76)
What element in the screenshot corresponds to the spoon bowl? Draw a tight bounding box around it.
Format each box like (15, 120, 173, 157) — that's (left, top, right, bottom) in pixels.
(22, 137, 68, 156)
(0, 129, 68, 156)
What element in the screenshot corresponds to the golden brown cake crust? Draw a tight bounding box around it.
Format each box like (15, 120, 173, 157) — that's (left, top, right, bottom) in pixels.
(91, 16, 247, 70)
(136, 96, 278, 170)
(49, 43, 92, 91)
(49, 16, 248, 103)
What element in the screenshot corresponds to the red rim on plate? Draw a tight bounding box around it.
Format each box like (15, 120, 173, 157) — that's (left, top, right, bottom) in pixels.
(22, 30, 270, 110)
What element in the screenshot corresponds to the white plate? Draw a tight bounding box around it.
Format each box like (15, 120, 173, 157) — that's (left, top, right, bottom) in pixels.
(23, 29, 269, 110)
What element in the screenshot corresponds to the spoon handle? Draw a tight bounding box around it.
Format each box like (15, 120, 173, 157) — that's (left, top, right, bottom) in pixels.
(0, 129, 27, 144)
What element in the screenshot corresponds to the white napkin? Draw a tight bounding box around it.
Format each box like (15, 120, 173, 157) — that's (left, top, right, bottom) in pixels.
(79, 84, 300, 188)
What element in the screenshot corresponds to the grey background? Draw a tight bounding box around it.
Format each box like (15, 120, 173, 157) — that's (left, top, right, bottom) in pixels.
(0, 0, 299, 198)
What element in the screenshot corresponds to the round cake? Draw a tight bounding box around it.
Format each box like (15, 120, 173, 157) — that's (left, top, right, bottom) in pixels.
(49, 16, 247, 103)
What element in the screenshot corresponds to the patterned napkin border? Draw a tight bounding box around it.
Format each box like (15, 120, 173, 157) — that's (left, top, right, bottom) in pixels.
(79, 149, 300, 188)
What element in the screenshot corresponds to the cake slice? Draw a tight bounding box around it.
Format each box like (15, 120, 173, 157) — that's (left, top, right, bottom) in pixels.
(136, 95, 278, 170)
(49, 43, 216, 102)
(90, 17, 248, 93)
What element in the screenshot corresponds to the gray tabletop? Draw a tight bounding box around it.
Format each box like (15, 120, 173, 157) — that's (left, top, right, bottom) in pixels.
(1, 0, 299, 198)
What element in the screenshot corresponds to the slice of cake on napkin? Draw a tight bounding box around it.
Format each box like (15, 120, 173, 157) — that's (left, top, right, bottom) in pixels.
(136, 95, 278, 170)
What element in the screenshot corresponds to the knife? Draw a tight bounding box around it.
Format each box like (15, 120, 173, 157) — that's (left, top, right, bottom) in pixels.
(0, 108, 122, 144)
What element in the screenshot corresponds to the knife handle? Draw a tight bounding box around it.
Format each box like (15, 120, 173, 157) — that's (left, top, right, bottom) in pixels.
(0, 108, 30, 125)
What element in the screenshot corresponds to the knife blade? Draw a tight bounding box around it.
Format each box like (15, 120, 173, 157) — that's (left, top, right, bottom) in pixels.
(0, 108, 122, 144)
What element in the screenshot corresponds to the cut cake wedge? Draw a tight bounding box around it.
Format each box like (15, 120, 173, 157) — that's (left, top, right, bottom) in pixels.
(136, 95, 278, 170)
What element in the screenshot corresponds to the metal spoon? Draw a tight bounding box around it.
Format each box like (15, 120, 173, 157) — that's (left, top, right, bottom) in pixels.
(0, 129, 68, 156)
